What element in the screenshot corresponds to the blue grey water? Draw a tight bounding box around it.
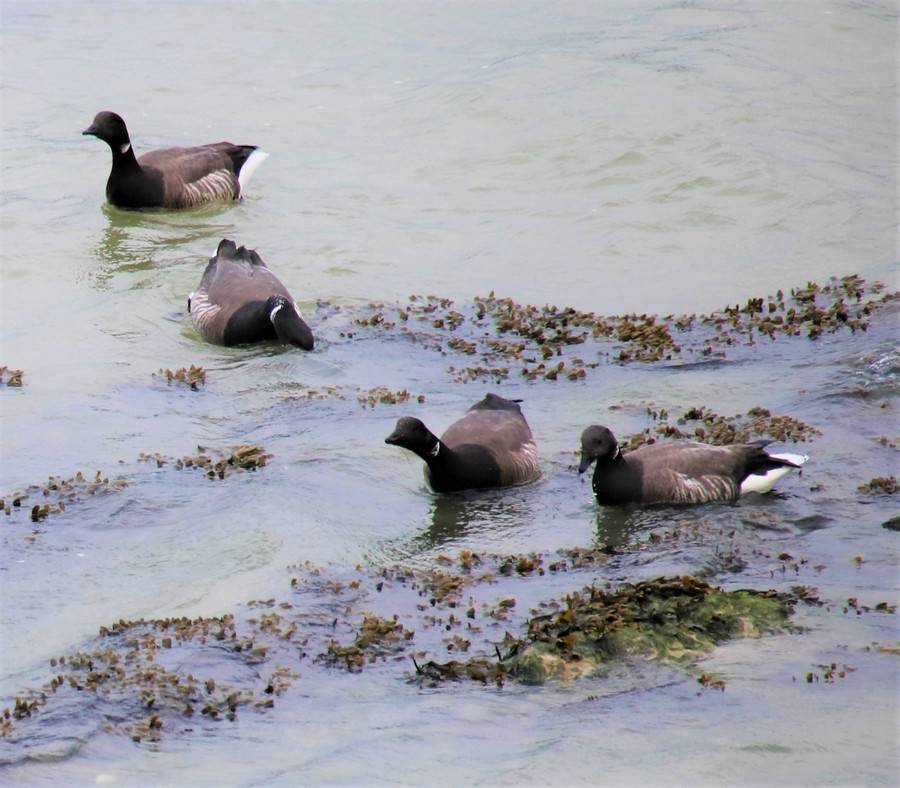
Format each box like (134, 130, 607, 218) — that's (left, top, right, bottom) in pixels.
(0, 1, 897, 784)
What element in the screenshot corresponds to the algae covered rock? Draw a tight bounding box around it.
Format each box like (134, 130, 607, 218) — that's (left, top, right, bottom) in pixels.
(1, 563, 806, 745)
(505, 576, 794, 685)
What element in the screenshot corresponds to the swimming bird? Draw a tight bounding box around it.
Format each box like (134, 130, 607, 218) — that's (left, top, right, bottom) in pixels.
(385, 393, 540, 493)
(578, 425, 808, 506)
(188, 239, 314, 350)
(83, 111, 268, 210)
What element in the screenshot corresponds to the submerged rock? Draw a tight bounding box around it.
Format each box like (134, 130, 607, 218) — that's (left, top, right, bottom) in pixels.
(1, 555, 810, 746)
(504, 576, 795, 685)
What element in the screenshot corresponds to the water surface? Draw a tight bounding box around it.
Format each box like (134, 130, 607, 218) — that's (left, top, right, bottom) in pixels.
(1, 1, 897, 784)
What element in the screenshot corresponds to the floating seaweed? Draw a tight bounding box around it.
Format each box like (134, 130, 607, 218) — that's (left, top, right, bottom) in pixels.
(617, 404, 820, 449)
(695, 672, 727, 692)
(278, 384, 425, 408)
(803, 662, 857, 684)
(318, 614, 414, 671)
(174, 445, 273, 479)
(152, 365, 206, 390)
(356, 387, 425, 409)
(22, 612, 289, 742)
(3, 444, 273, 533)
(0, 366, 24, 387)
(843, 597, 897, 615)
(327, 275, 897, 384)
(281, 384, 347, 403)
(857, 476, 899, 495)
(0, 541, 882, 745)
(410, 656, 507, 686)
(140, 444, 273, 478)
(2, 470, 131, 524)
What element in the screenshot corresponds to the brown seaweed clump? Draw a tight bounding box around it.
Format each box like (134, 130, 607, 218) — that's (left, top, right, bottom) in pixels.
(356, 387, 426, 408)
(139, 445, 272, 479)
(620, 404, 820, 449)
(857, 476, 899, 495)
(152, 365, 206, 390)
(0, 366, 24, 387)
(4, 445, 274, 537)
(3, 612, 295, 743)
(318, 614, 415, 671)
(282, 384, 347, 403)
(278, 384, 426, 408)
(2, 470, 132, 524)
(679, 405, 820, 444)
(334, 275, 897, 383)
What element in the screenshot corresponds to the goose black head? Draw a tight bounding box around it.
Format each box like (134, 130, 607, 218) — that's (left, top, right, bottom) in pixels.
(83, 111, 131, 151)
(578, 425, 620, 474)
(385, 417, 439, 459)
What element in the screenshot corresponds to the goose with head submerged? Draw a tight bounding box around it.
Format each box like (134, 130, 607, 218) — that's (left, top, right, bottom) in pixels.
(188, 239, 314, 350)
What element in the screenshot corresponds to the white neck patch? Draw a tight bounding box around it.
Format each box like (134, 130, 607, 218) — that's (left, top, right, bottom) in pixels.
(119, 142, 131, 154)
(613, 445, 620, 460)
(270, 302, 285, 323)
(428, 442, 440, 457)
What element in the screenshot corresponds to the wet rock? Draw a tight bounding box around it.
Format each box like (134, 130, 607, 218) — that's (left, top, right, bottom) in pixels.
(503, 576, 796, 685)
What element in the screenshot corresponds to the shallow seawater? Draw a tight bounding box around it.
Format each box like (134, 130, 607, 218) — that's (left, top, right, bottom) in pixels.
(1, 1, 898, 785)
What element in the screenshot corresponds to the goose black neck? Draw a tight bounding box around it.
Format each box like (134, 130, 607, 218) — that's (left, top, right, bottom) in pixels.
(425, 443, 501, 492)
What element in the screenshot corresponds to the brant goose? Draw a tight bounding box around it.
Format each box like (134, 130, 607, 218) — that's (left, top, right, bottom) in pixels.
(83, 111, 267, 210)
(188, 239, 314, 350)
(385, 393, 540, 492)
(578, 425, 808, 506)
